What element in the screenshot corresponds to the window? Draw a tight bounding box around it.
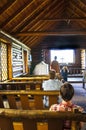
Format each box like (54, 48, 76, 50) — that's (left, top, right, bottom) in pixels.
(50, 49, 75, 64)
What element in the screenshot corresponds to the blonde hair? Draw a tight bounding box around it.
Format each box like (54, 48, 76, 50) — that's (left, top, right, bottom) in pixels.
(49, 69, 56, 79)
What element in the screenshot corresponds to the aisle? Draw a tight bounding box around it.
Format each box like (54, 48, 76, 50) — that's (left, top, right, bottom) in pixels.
(71, 83, 86, 111)
(68, 77, 83, 82)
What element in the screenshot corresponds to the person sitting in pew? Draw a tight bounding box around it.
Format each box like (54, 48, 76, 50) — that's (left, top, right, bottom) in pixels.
(42, 69, 63, 107)
(49, 82, 84, 130)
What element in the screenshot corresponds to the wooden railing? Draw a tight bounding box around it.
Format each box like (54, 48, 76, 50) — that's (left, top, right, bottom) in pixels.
(0, 108, 86, 130)
(68, 68, 84, 76)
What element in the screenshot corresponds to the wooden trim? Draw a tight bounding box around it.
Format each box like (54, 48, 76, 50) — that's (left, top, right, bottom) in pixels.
(0, 109, 85, 121)
(16, 31, 86, 36)
(7, 44, 12, 80)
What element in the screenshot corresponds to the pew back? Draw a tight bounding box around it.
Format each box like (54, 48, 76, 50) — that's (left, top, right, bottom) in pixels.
(0, 90, 60, 110)
(0, 109, 85, 130)
(12, 76, 49, 82)
(0, 81, 42, 90)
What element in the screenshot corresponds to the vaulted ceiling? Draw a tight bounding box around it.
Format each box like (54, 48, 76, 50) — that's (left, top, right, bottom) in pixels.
(0, 0, 86, 49)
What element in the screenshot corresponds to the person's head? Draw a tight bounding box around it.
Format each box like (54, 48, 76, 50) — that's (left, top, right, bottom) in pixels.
(60, 82, 74, 102)
(49, 69, 56, 79)
(62, 66, 67, 70)
(56, 73, 63, 80)
(54, 56, 57, 60)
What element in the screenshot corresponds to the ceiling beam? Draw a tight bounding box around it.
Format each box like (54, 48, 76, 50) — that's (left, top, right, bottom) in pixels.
(15, 31, 86, 36)
(41, 18, 86, 21)
(0, 0, 15, 15)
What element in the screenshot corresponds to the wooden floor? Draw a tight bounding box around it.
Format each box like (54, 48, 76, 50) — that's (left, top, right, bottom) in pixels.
(68, 77, 83, 83)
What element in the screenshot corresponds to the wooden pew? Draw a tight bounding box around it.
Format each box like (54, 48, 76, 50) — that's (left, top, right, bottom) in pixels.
(0, 108, 86, 130)
(12, 75, 49, 82)
(0, 81, 42, 90)
(0, 75, 49, 90)
(0, 90, 60, 110)
(0, 75, 50, 90)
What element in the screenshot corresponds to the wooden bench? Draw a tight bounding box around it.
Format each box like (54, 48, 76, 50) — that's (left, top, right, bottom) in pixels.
(0, 90, 60, 110)
(0, 81, 42, 90)
(0, 76, 49, 90)
(0, 108, 86, 130)
(12, 76, 49, 82)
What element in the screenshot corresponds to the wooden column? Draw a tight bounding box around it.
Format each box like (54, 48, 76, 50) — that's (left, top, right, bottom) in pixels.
(7, 43, 12, 80)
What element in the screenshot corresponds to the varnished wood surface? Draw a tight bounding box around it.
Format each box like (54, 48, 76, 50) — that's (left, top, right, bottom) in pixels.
(0, 108, 85, 122)
(0, 90, 59, 95)
(0, 81, 42, 85)
(0, 76, 49, 90)
(0, 79, 44, 90)
(12, 76, 49, 81)
(0, 90, 60, 109)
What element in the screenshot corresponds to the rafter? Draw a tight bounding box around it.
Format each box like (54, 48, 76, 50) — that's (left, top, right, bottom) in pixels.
(15, 31, 86, 36)
(11, 0, 54, 32)
(20, 0, 62, 32)
(0, 0, 33, 28)
(41, 18, 86, 21)
(0, 0, 15, 15)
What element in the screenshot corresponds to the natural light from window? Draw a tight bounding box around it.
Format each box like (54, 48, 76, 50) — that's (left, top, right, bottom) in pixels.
(50, 49, 74, 64)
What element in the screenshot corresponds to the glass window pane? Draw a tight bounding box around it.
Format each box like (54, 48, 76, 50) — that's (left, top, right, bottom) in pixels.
(50, 49, 74, 64)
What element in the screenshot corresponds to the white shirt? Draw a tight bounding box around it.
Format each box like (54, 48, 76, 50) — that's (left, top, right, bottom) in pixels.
(42, 79, 63, 90)
(42, 79, 63, 107)
(33, 61, 49, 75)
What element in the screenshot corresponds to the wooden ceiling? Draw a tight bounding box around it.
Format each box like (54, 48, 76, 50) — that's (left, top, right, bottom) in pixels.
(0, 0, 86, 49)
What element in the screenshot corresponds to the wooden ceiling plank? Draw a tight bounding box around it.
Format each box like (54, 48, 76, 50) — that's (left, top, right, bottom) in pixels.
(32, 5, 65, 32)
(71, 0, 86, 13)
(24, 36, 39, 47)
(21, 20, 57, 46)
(37, 9, 64, 33)
(10, 0, 51, 32)
(16, 18, 58, 45)
(12, 0, 63, 32)
(13, 0, 63, 47)
(0, 0, 15, 15)
(18, 0, 59, 32)
(68, 1, 86, 17)
(26, 36, 42, 48)
(66, 7, 86, 28)
(15, 4, 85, 34)
(23, 0, 63, 31)
(43, 0, 64, 19)
(0, 0, 86, 49)
(0, 0, 34, 28)
(39, 2, 63, 21)
(16, 9, 85, 35)
(40, 5, 66, 30)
